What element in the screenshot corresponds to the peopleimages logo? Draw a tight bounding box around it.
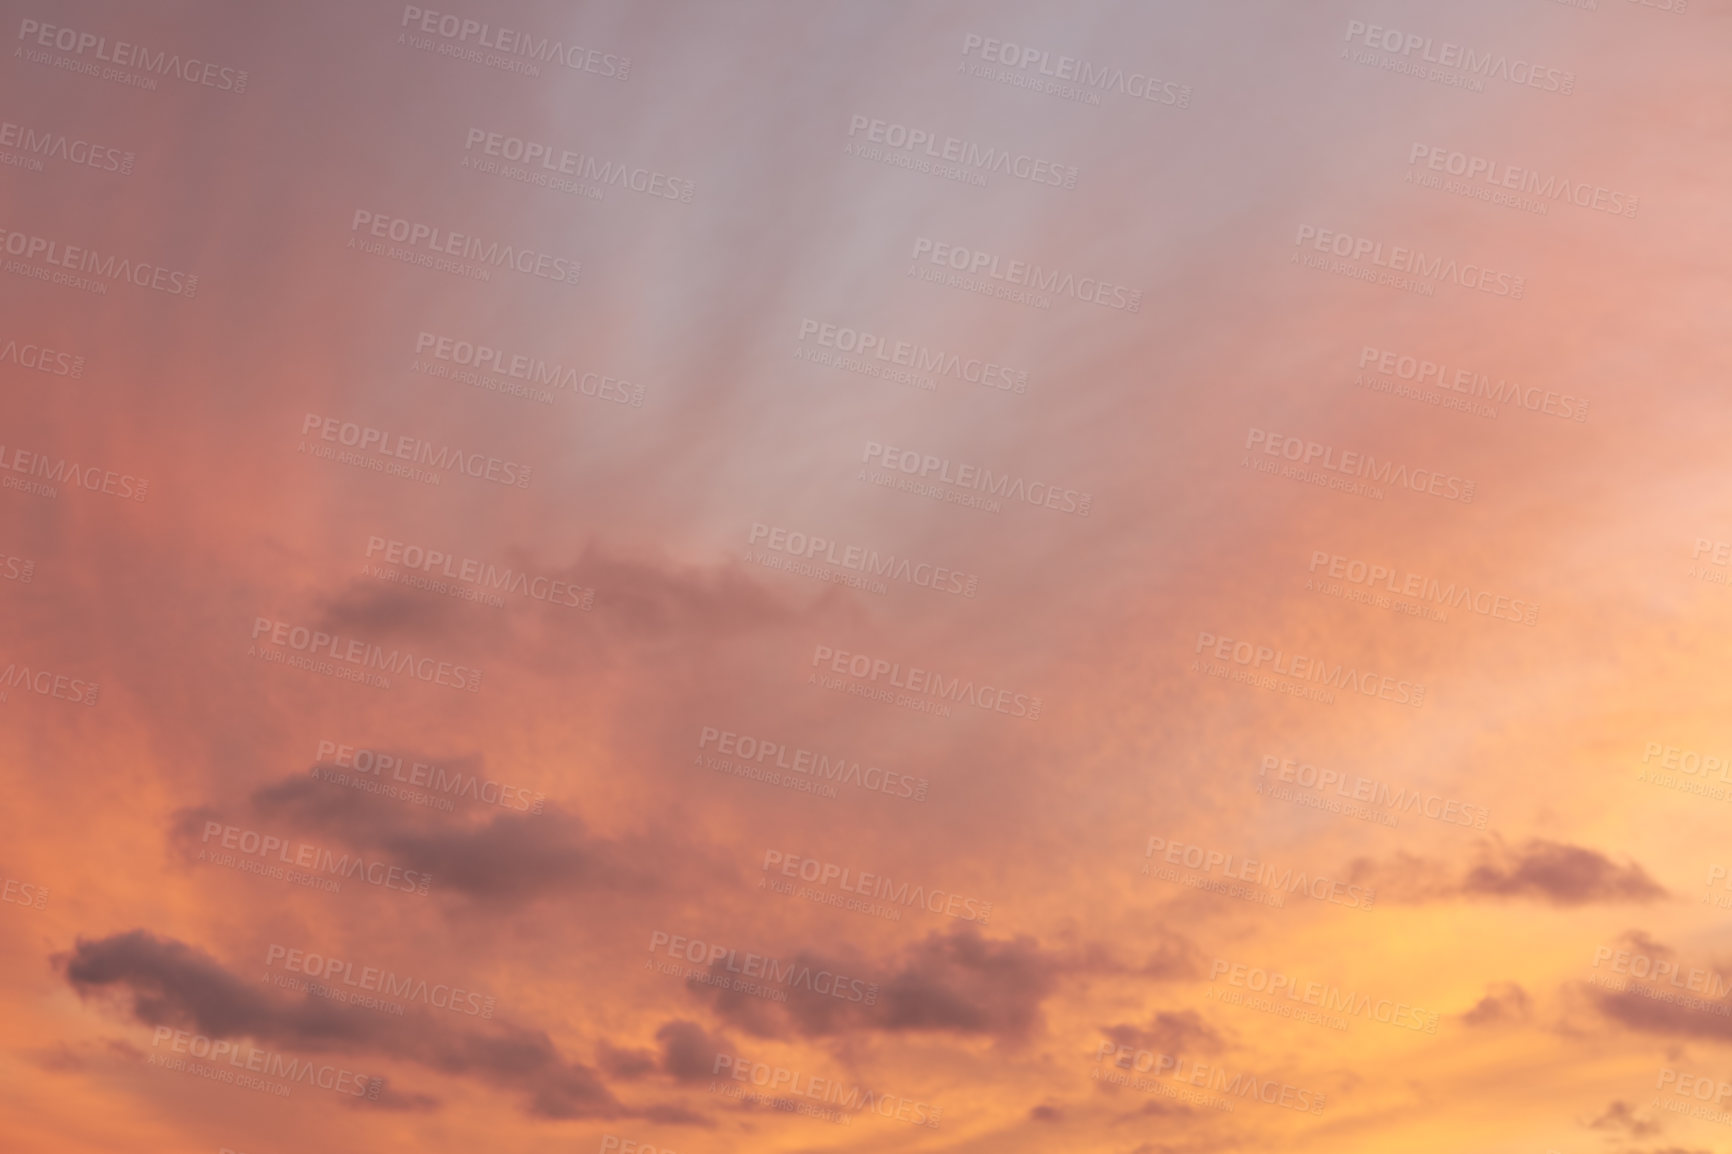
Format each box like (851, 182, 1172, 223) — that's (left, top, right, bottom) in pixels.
(1259, 753, 1489, 829)
(0, 117, 133, 174)
(0, 225, 197, 296)
(0, 658, 99, 705)
(414, 330, 642, 407)
(960, 33, 1191, 107)
(265, 944, 495, 1017)
(748, 522, 979, 597)
(1144, 835, 1376, 910)
(399, 6, 629, 79)
(810, 644, 1043, 719)
(797, 318, 1028, 392)
(1294, 226, 1524, 298)
(250, 616, 483, 692)
(364, 536, 591, 610)
(299, 413, 533, 488)
(1, 875, 48, 910)
(199, 820, 433, 895)
(1342, 20, 1574, 95)
(314, 739, 548, 813)
(1307, 549, 1537, 626)
(863, 442, 1090, 515)
(1245, 428, 1476, 504)
(846, 113, 1079, 188)
(16, 18, 249, 92)
(910, 237, 1142, 311)
(0, 333, 84, 377)
(648, 931, 878, 1004)
(1194, 630, 1425, 708)
(463, 128, 692, 202)
(698, 726, 928, 800)
(1357, 345, 1587, 422)
(761, 850, 992, 923)
(149, 1028, 381, 1099)
(1591, 943, 1732, 1000)
(349, 210, 580, 285)
(1092, 1044, 1327, 1114)
(1406, 144, 1637, 219)
(710, 1053, 942, 1128)
(0, 443, 148, 501)
(1212, 956, 1441, 1025)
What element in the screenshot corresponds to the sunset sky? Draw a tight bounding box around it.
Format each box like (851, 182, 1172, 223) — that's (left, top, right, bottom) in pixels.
(4, 1, 1732, 1152)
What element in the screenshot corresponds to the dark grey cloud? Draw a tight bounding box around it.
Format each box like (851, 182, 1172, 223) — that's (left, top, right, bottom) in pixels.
(1348, 838, 1665, 906)
(1462, 840, 1665, 904)
(687, 924, 1118, 1044)
(1588, 1099, 1662, 1137)
(56, 929, 702, 1122)
(1461, 982, 1532, 1027)
(170, 761, 707, 907)
(654, 1019, 734, 1083)
(1101, 1009, 1225, 1055)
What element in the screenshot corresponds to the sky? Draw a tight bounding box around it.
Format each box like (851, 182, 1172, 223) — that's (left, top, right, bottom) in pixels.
(4, 1, 1732, 1152)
